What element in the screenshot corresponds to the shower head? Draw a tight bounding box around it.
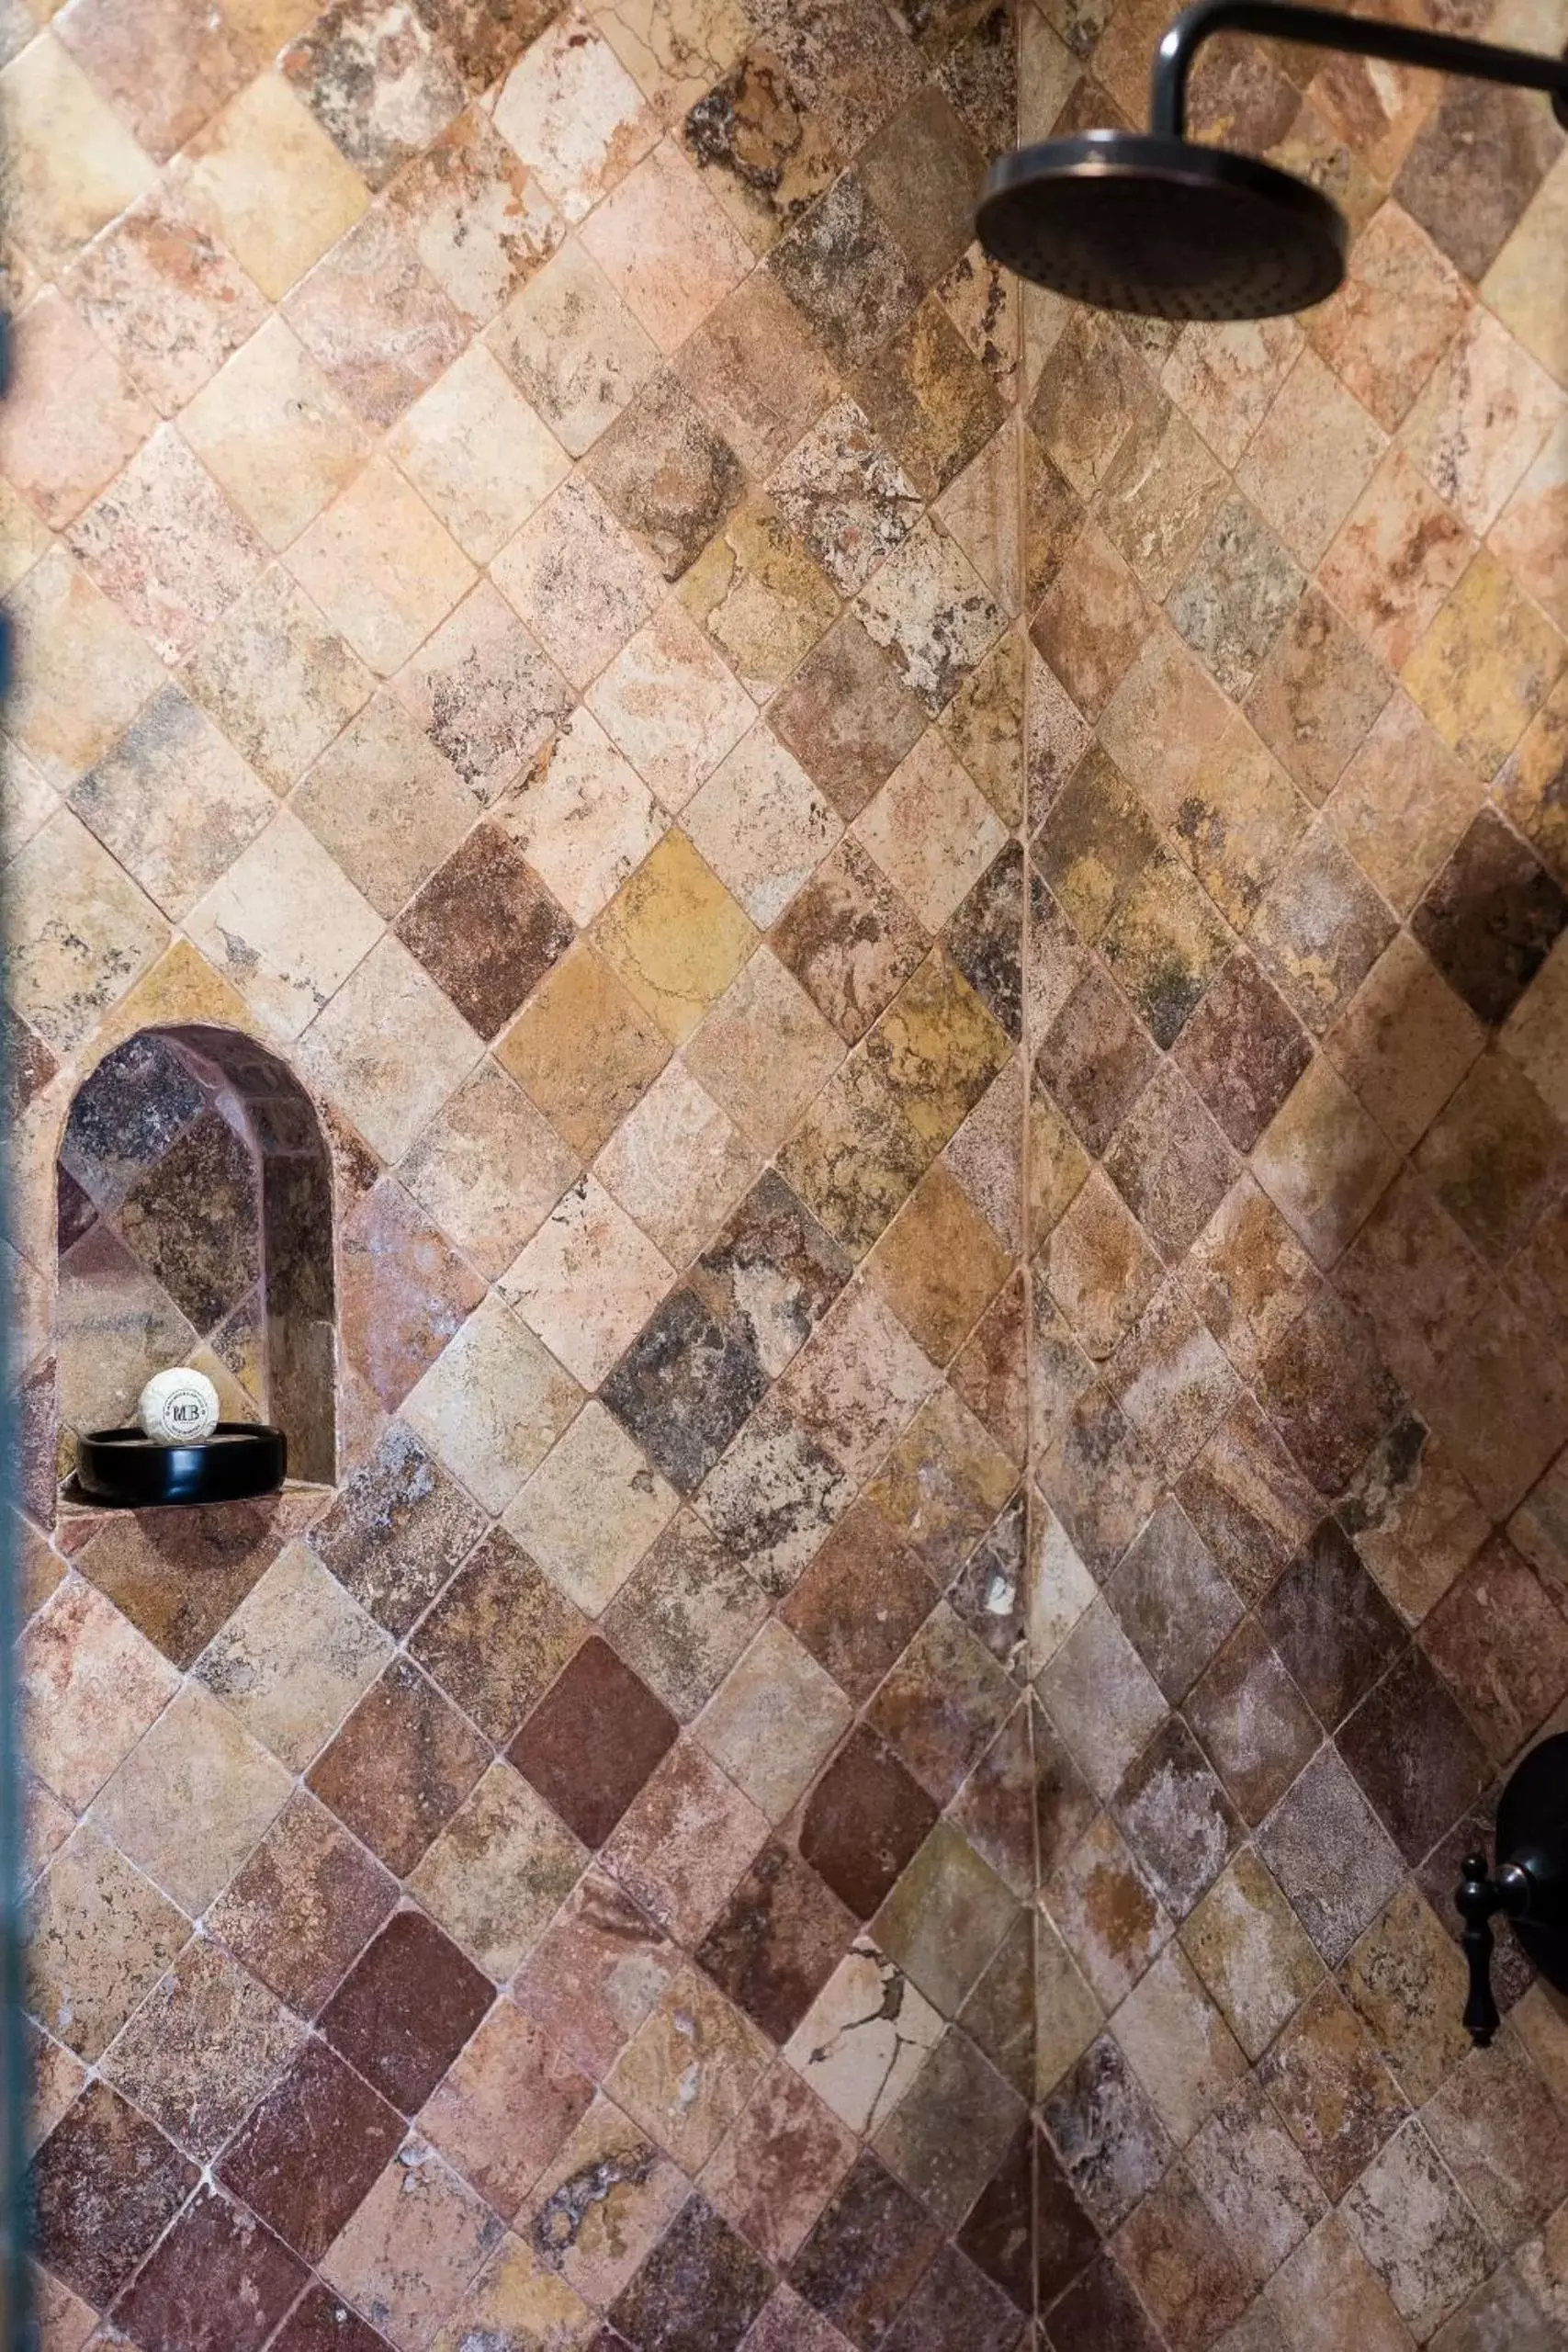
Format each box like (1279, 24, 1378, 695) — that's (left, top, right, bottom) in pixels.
(976, 131, 1346, 322)
(977, 0, 1568, 321)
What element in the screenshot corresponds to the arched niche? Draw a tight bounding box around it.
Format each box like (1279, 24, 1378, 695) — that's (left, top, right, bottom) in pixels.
(54, 1024, 335, 1488)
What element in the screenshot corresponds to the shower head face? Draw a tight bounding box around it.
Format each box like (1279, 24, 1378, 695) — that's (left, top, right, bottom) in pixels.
(976, 130, 1348, 321)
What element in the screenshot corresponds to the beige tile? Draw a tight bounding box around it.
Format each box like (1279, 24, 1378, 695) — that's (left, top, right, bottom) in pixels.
(21, 1577, 177, 1812)
(402, 1294, 583, 1516)
(492, 11, 657, 222)
(606, 1963, 768, 2172)
(492, 475, 664, 687)
(179, 316, 370, 557)
(854, 730, 1007, 933)
(588, 0, 749, 128)
(694, 1620, 852, 1821)
(1402, 305, 1562, 535)
(179, 563, 374, 795)
(496, 937, 671, 1158)
(503, 1401, 679, 1615)
(291, 691, 476, 921)
(6, 807, 167, 1054)
(1112, 1941, 1249, 2143)
(387, 342, 569, 566)
(1305, 200, 1468, 434)
(299, 932, 482, 1163)
(185, 72, 369, 303)
(586, 596, 755, 814)
(67, 422, 265, 665)
(388, 578, 572, 804)
(69, 684, 275, 922)
(782, 1939, 942, 2134)
(90, 1682, 291, 1914)
(0, 32, 154, 276)
(855, 514, 1005, 716)
(389, 108, 563, 329)
(487, 238, 659, 459)
(1161, 314, 1303, 470)
(401, 1058, 580, 1280)
(3, 545, 165, 789)
(0, 288, 153, 534)
(682, 726, 841, 928)
(409, 1761, 586, 1979)
(525, 2097, 685, 2307)
(1483, 148, 1568, 388)
(0, 474, 51, 598)
(286, 454, 476, 676)
(1491, 412, 1568, 634)
(183, 804, 384, 1042)
(580, 136, 750, 351)
(1319, 450, 1475, 675)
(684, 947, 845, 1155)
(594, 1057, 757, 1266)
(194, 1539, 392, 1771)
(1237, 346, 1387, 568)
(495, 705, 665, 927)
(501, 1172, 673, 1388)
(28, 1825, 188, 2062)
(430, 2235, 597, 2352)
(321, 2142, 503, 2352)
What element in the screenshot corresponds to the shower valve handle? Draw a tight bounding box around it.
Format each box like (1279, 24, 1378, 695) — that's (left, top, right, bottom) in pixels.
(1455, 1853, 1528, 2047)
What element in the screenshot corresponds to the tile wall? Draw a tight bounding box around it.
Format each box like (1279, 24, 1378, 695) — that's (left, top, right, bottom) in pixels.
(1018, 2, 1568, 2346)
(2, 0, 1041, 2345)
(10, 0, 1568, 2343)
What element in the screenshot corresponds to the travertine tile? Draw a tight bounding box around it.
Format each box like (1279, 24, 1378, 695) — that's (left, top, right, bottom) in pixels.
(184, 72, 369, 303)
(492, 11, 657, 222)
(0, 32, 156, 277)
(501, 1171, 673, 1387)
(299, 933, 481, 1163)
(286, 453, 476, 676)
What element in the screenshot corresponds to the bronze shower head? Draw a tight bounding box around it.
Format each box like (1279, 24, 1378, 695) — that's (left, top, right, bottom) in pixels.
(976, 0, 1568, 321)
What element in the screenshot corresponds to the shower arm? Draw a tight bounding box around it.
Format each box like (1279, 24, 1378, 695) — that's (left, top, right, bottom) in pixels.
(1149, 0, 1568, 140)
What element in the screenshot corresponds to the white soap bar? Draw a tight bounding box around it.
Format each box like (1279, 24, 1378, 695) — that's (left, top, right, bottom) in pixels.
(138, 1367, 220, 1445)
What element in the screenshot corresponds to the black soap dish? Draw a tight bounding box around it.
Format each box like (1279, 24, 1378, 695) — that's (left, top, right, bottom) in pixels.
(75, 1424, 288, 1508)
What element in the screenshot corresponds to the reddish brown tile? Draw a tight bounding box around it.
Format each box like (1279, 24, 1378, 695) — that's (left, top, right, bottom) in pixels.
(269, 2285, 394, 2352)
(110, 2186, 307, 2352)
(307, 1657, 490, 1876)
(798, 1726, 942, 1921)
(319, 1908, 491, 2113)
(219, 2038, 404, 2264)
(1172, 950, 1312, 1153)
(513, 1869, 676, 2081)
(1033, 964, 1157, 1157)
(1183, 1617, 1319, 1826)
(1115, 2160, 1253, 2351)
(866, 1602, 1016, 1804)
(509, 1636, 679, 1849)
(884, 2242, 1027, 2352)
(310, 1421, 486, 1636)
(340, 1175, 487, 1415)
(398, 820, 574, 1038)
(780, 1498, 936, 1704)
(1176, 1395, 1320, 1605)
(1422, 1532, 1568, 1764)
(31, 2083, 197, 2309)
(411, 1525, 588, 1746)
(78, 1493, 320, 1669)
(788, 2151, 942, 2349)
(206, 1792, 398, 2019)
(697, 1840, 857, 2045)
(1338, 1645, 1490, 1865)
(1259, 1517, 1405, 1730)
(610, 2193, 773, 2352)
(1043, 2250, 1165, 2351)
(1257, 1293, 1404, 1498)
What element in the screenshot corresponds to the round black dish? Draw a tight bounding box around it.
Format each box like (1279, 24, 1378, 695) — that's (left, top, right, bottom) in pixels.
(75, 1424, 288, 1508)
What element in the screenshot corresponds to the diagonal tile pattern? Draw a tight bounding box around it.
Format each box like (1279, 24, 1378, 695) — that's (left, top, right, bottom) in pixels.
(11, 0, 1568, 2345)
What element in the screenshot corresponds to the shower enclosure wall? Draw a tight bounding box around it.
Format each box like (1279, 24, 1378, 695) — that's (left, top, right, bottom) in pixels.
(4, 0, 1568, 2344)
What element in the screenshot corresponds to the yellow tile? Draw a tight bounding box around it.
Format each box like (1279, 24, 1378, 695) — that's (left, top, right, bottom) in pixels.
(1497, 672, 1568, 885)
(776, 1052, 931, 1258)
(593, 826, 756, 1044)
(1483, 150, 1568, 390)
(186, 72, 369, 301)
(865, 1161, 1013, 1363)
(1404, 549, 1566, 780)
(864, 952, 1013, 1151)
(496, 937, 670, 1158)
